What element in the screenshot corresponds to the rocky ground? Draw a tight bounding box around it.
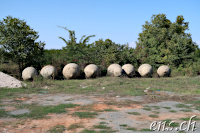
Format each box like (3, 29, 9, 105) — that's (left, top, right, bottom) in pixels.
(0, 93, 200, 133)
(0, 72, 200, 133)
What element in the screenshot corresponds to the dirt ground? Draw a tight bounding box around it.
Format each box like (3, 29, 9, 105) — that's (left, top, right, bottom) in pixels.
(0, 93, 200, 133)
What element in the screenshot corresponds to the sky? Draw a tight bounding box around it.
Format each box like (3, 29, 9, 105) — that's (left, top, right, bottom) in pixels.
(1, 0, 200, 49)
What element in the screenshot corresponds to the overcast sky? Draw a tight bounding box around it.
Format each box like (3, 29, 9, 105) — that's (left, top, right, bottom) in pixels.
(1, 0, 200, 49)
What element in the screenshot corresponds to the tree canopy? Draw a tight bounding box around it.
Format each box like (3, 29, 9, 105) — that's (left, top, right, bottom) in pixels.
(135, 14, 199, 68)
(0, 16, 45, 73)
(58, 26, 96, 65)
(0, 14, 199, 77)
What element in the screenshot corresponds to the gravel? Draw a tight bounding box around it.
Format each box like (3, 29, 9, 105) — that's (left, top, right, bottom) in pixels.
(0, 71, 25, 88)
(1, 93, 200, 133)
(22, 94, 97, 106)
(9, 109, 30, 115)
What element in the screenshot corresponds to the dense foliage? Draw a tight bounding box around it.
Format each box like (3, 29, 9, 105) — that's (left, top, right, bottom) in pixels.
(0, 14, 200, 77)
(0, 16, 45, 74)
(135, 14, 199, 65)
(55, 26, 136, 70)
(135, 14, 200, 75)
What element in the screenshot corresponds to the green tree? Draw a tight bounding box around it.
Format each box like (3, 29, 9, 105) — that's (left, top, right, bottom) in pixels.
(92, 39, 137, 68)
(58, 26, 95, 64)
(92, 39, 119, 66)
(43, 49, 66, 66)
(135, 14, 198, 68)
(0, 16, 45, 74)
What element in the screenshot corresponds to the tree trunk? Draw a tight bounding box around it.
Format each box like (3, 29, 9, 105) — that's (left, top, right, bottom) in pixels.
(18, 60, 22, 79)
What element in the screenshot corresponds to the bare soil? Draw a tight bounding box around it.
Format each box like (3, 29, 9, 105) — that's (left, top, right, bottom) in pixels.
(0, 93, 200, 133)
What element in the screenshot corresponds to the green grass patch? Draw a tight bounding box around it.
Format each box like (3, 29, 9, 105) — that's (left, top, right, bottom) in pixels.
(142, 107, 152, 111)
(0, 103, 3, 107)
(22, 77, 200, 96)
(127, 112, 141, 115)
(175, 104, 191, 109)
(0, 77, 199, 100)
(152, 111, 160, 114)
(162, 107, 171, 109)
(11, 103, 79, 119)
(163, 119, 172, 124)
(187, 100, 200, 104)
(178, 131, 187, 133)
(126, 127, 137, 131)
(140, 128, 151, 131)
(162, 119, 179, 127)
(99, 122, 108, 125)
(98, 130, 116, 133)
(93, 124, 111, 129)
(103, 109, 117, 112)
(0, 87, 40, 100)
(149, 114, 159, 118)
(119, 124, 128, 127)
(67, 123, 83, 130)
(72, 112, 98, 118)
(80, 129, 96, 133)
(151, 106, 160, 109)
(196, 106, 200, 111)
(47, 125, 66, 133)
(81, 127, 115, 133)
(180, 109, 192, 112)
(0, 109, 8, 117)
(180, 116, 200, 121)
(105, 100, 140, 107)
(170, 122, 179, 127)
(169, 110, 177, 113)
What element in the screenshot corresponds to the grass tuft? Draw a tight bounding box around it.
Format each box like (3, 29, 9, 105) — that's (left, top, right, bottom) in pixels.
(126, 127, 137, 131)
(180, 109, 192, 112)
(175, 104, 190, 109)
(103, 109, 117, 112)
(149, 114, 159, 118)
(162, 119, 179, 127)
(127, 112, 141, 115)
(11, 103, 79, 119)
(140, 128, 151, 131)
(72, 112, 98, 118)
(0, 109, 8, 118)
(151, 106, 160, 109)
(142, 107, 151, 111)
(80, 129, 96, 133)
(67, 123, 83, 130)
(99, 122, 108, 125)
(169, 110, 177, 113)
(47, 125, 66, 133)
(180, 117, 200, 121)
(93, 124, 111, 129)
(120, 124, 128, 127)
(162, 107, 171, 109)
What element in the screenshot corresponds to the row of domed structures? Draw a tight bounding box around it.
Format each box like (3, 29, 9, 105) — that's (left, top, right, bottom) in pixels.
(22, 63, 171, 80)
